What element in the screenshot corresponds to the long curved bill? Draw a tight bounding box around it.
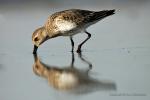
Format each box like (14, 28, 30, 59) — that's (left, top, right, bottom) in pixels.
(33, 45, 38, 54)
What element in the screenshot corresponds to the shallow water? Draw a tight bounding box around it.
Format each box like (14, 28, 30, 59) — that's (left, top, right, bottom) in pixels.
(0, 2, 150, 100)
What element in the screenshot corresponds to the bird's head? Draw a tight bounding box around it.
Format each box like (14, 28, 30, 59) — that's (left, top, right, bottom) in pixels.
(32, 27, 49, 54)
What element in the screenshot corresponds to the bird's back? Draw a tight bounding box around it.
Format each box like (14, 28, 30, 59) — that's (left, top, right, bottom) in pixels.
(51, 9, 115, 23)
(45, 9, 115, 36)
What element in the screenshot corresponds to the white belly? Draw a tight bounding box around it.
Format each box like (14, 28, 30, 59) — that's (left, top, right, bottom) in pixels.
(61, 27, 84, 36)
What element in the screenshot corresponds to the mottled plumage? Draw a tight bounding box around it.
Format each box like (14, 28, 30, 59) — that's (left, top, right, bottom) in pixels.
(45, 9, 115, 36)
(32, 9, 115, 53)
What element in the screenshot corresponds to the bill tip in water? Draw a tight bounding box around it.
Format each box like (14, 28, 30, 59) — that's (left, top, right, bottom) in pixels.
(33, 45, 38, 54)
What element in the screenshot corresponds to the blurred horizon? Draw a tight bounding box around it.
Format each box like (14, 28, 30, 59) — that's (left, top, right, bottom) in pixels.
(0, 0, 150, 10)
(0, 0, 150, 19)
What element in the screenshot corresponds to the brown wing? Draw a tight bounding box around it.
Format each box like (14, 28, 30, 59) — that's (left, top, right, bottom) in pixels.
(51, 9, 85, 25)
(45, 9, 85, 33)
(71, 9, 115, 23)
(45, 9, 115, 33)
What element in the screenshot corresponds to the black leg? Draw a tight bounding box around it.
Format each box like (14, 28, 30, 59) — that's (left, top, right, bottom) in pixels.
(70, 36, 74, 52)
(78, 52, 92, 73)
(77, 31, 91, 53)
(70, 52, 75, 67)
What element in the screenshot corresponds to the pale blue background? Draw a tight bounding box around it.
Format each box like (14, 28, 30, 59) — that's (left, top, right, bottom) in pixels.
(0, 0, 150, 100)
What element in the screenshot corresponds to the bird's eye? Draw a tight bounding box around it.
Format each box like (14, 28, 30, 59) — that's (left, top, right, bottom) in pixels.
(34, 37, 39, 41)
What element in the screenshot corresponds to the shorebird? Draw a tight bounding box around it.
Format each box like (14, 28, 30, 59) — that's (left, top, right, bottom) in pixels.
(32, 9, 115, 54)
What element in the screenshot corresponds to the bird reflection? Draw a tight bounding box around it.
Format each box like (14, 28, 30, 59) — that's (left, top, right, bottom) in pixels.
(32, 53, 116, 94)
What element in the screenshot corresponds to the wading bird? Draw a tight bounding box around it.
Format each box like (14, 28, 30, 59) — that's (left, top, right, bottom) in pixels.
(32, 9, 115, 54)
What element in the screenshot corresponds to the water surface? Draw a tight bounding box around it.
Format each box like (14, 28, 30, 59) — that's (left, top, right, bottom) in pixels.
(0, 2, 150, 100)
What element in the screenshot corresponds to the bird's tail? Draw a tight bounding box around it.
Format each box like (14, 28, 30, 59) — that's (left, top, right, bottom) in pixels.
(101, 9, 115, 16)
(90, 9, 115, 21)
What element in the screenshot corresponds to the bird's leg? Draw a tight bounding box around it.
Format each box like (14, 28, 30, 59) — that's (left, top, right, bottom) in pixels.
(77, 31, 91, 53)
(78, 52, 92, 72)
(70, 36, 74, 52)
(70, 52, 75, 67)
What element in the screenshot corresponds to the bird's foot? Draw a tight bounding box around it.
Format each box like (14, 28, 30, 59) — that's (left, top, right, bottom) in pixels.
(76, 49, 82, 53)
